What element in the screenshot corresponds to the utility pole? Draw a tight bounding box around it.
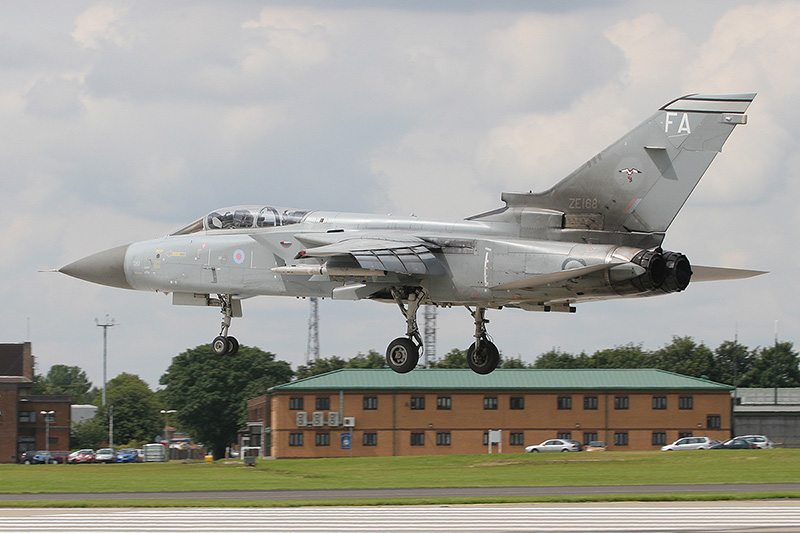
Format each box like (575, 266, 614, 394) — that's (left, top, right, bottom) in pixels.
(96, 315, 116, 407)
(305, 298, 320, 362)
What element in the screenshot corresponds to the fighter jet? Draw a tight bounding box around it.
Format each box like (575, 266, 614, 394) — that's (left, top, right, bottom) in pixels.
(60, 93, 764, 374)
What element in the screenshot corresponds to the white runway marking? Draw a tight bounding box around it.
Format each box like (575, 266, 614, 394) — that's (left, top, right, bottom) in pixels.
(1, 505, 800, 532)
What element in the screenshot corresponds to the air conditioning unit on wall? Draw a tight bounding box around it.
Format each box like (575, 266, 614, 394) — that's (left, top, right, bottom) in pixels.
(343, 417, 355, 427)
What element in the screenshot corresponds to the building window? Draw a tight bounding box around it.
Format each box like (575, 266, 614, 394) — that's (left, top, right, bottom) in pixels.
(289, 433, 304, 447)
(510, 396, 524, 410)
(652, 396, 667, 410)
(316, 397, 330, 411)
(483, 396, 498, 410)
(410, 396, 426, 410)
(652, 432, 667, 446)
(614, 432, 629, 446)
(557, 432, 572, 440)
(510, 432, 524, 446)
(315, 433, 330, 446)
(363, 433, 377, 446)
(583, 432, 598, 444)
(614, 396, 629, 410)
(557, 396, 572, 410)
(583, 396, 598, 410)
(289, 397, 304, 410)
(436, 432, 451, 446)
(437, 396, 451, 410)
(411, 432, 425, 446)
(679, 432, 693, 438)
(679, 396, 693, 410)
(707, 415, 722, 429)
(18, 411, 36, 423)
(363, 396, 378, 410)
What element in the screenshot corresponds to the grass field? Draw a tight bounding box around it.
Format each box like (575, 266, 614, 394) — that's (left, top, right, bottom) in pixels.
(2, 449, 799, 507)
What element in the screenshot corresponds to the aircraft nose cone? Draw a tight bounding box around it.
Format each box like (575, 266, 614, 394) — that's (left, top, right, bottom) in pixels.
(59, 244, 133, 290)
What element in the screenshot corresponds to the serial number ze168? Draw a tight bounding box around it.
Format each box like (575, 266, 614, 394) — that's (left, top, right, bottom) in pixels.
(569, 197, 599, 209)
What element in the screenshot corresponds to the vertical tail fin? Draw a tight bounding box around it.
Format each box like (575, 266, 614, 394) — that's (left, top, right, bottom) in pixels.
(503, 93, 755, 235)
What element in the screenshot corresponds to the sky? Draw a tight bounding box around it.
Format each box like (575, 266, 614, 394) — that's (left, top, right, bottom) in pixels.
(3, 0, 799, 389)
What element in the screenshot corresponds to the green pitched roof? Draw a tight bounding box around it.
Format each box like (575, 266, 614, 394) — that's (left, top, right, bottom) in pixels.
(270, 369, 733, 392)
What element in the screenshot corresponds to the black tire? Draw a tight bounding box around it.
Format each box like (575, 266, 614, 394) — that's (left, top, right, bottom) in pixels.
(467, 340, 500, 374)
(212, 336, 229, 355)
(561, 449, 569, 452)
(530, 449, 539, 453)
(226, 336, 240, 356)
(385, 337, 419, 373)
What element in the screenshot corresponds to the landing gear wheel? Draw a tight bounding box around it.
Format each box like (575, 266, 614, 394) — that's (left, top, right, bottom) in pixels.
(212, 336, 229, 355)
(226, 336, 239, 356)
(467, 339, 500, 374)
(386, 337, 420, 374)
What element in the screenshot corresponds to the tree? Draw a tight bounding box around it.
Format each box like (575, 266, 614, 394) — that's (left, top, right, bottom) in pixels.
(36, 364, 93, 404)
(429, 348, 469, 369)
(346, 350, 387, 369)
(590, 344, 652, 369)
(99, 373, 162, 445)
(71, 416, 107, 449)
(295, 356, 347, 380)
(652, 336, 715, 378)
(712, 340, 754, 385)
(742, 342, 800, 387)
(160, 344, 293, 458)
(532, 349, 580, 369)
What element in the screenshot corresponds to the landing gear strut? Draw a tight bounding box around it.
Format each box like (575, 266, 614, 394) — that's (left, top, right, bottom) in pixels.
(212, 293, 239, 356)
(466, 306, 499, 374)
(385, 288, 427, 373)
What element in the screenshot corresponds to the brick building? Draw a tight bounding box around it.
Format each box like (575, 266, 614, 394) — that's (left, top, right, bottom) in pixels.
(0, 343, 71, 463)
(247, 368, 733, 459)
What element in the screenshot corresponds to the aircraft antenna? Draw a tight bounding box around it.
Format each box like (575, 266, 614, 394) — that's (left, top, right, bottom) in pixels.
(305, 298, 320, 362)
(423, 305, 437, 365)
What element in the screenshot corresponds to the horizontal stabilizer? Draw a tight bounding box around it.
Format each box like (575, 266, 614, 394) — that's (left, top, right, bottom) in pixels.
(691, 265, 767, 282)
(491, 262, 625, 291)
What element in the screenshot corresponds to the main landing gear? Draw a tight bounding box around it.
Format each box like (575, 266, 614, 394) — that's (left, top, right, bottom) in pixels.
(212, 293, 240, 356)
(384, 288, 500, 375)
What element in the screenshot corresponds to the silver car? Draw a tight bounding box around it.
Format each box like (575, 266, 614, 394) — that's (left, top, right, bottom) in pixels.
(660, 436, 717, 451)
(525, 439, 580, 453)
(738, 435, 774, 449)
(94, 448, 117, 463)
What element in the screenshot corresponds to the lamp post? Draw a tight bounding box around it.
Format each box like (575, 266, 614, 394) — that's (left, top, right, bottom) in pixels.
(95, 315, 116, 407)
(161, 409, 176, 444)
(39, 410, 54, 455)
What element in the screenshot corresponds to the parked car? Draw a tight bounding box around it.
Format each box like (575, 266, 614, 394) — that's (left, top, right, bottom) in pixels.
(94, 448, 117, 463)
(568, 440, 584, 451)
(20, 450, 57, 464)
(711, 438, 758, 450)
(116, 448, 139, 463)
(660, 436, 717, 451)
(738, 435, 774, 449)
(525, 439, 580, 453)
(50, 450, 70, 464)
(67, 449, 95, 464)
(585, 441, 607, 452)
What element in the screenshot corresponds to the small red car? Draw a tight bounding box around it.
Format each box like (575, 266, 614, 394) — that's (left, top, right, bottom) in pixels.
(67, 449, 95, 464)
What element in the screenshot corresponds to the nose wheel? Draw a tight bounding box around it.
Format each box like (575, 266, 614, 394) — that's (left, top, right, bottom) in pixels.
(385, 287, 426, 373)
(212, 294, 240, 356)
(466, 306, 499, 374)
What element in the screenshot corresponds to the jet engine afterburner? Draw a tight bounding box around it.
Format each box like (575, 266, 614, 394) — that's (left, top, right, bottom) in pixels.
(616, 248, 692, 296)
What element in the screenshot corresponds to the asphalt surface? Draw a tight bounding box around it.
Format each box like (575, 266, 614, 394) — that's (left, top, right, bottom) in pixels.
(1, 483, 799, 501)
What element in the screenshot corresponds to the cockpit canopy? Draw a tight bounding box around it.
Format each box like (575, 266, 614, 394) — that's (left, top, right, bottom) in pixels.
(169, 206, 311, 236)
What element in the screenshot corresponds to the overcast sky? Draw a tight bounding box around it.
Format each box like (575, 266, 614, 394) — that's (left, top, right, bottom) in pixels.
(4, 0, 798, 389)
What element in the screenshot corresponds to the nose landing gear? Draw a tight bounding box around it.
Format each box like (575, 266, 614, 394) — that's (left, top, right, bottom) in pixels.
(385, 287, 427, 373)
(465, 306, 499, 374)
(212, 294, 240, 356)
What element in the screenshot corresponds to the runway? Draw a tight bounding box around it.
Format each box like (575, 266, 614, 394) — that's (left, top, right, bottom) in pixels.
(1, 483, 799, 501)
(1, 502, 800, 532)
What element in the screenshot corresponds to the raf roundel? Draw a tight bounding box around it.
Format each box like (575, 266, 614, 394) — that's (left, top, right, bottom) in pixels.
(233, 249, 245, 264)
